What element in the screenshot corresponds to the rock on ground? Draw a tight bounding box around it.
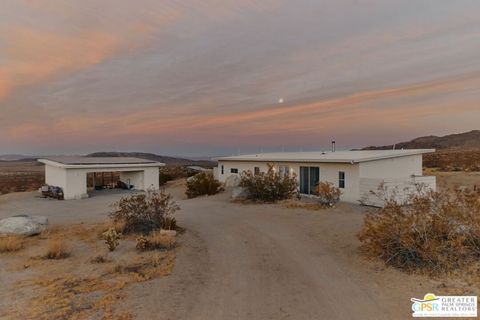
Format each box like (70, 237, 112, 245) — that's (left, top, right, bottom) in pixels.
(0, 215, 48, 236)
(231, 187, 248, 200)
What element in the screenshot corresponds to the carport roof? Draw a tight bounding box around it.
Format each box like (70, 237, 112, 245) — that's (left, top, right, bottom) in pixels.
(38, 156, 164, 168)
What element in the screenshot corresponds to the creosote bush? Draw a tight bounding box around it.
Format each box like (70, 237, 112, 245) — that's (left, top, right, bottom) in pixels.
(358, 185, 480, 274)
(314, 182, 341, 207)
(240, 164, 298, 202)
(110, 189, 179, 234)
(186, 172, 223, 198)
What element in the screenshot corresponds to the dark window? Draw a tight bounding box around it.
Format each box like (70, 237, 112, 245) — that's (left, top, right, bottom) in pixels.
(254, 167, 260, 175)
(231, 168, 238, 174)
(221, 165, 224, 175)
(279, 166, 289, 176)
(339, 171, 345, 189)
(300, 166, 320, 195)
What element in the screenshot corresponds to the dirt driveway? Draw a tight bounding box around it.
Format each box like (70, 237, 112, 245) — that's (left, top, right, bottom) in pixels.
(0, 182, 450, 319)
(127, 182, 440, 320)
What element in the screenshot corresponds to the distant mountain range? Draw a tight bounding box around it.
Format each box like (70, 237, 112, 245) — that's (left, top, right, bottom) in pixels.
(87, 152, 216, 167)
(0, 154, 37, 161)
(363, 130, 480, 150)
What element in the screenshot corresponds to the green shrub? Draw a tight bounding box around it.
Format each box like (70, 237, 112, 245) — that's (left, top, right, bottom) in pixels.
(239, 164, 298, 202)
(110, 190, 179, 234)
(358, 186, 480, 274)
(314, 182, 341, 207)
(186, 172, 222, 198)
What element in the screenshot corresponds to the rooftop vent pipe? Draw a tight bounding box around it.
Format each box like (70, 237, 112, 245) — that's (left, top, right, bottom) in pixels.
(331, 141, 336, 152)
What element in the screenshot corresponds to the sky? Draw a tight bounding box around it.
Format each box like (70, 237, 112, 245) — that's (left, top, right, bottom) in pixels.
(0, 0, 479, 157)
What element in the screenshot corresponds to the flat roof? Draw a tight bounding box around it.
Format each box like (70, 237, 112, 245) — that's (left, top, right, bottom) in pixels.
(215, 149, 435, 164)
(38, 156, 164, 168)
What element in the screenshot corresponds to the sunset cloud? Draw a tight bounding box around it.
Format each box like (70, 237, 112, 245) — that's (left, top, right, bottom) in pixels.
(0, 0, 479, 156)
(0, 28, 122, 99)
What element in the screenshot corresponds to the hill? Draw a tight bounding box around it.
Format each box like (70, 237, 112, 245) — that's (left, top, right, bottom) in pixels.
(87, 152, 216, 167)
(363, 130, 480, 150)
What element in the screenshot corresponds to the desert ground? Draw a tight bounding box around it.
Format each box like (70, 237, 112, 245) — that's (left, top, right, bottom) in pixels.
(1, 173, 478, 319)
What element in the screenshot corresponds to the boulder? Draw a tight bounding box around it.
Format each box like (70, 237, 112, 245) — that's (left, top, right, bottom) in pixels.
(231, 187, 248, 200)
(225, 175, 241, 188)
(0, 215, 48, 236)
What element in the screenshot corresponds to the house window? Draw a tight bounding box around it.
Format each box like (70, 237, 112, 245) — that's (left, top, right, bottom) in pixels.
(231, 168, 238, 174)
(299, 166, 320, 195)
(221, 165, 224, 175)
(339, 171, 345, 189)
(254, 167, 260, 175)
(279, 166, 290, 176)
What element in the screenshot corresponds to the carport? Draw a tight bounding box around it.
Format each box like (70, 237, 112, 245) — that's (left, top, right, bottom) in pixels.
(38, 157, 164, 200)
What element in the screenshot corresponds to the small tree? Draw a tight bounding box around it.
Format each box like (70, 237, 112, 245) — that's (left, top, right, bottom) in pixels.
(240, 164, 298, 202)
(314, 182, 341, 207)
(110, 189, 179, 234)
(186, 172, 222, 198)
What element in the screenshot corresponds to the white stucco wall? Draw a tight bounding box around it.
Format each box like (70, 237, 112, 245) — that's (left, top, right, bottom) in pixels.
(359, 154, 422, 178)
(45, 165, 67, 190)
(143, 167, 160, 191)
(216, 160, 360, 203)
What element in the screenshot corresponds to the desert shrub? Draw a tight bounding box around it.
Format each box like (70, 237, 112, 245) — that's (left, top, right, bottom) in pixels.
(358, 186, 480, 274)
(136, 235, 150, 251)
(186, 172, 222, 198)
(102, 228, 121, 252)
(45, 238, 70, 259)
(314, 182, 341, 207)
(135, 231, 176, 251)
(110, 190, 179, 234)
(149, 231, 176, 250)
(0, 236, 23, 253)
(240, 164, 298, 202)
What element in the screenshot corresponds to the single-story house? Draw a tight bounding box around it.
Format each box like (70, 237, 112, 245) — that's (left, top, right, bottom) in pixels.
(214, 149, 436, 206)
(38, 157, 164, 200)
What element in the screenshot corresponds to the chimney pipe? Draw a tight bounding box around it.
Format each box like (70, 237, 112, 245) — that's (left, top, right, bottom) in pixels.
(331, 140, 336, 152)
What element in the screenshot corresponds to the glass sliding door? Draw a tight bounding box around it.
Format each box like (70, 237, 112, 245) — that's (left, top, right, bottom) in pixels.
(300, 167, 309, 194)
(299, 166, 320, 195)
(309, 167, 319, 195)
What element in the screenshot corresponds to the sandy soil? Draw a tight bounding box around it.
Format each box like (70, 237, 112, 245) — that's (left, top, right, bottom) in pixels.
(0, 176, 478, 319)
